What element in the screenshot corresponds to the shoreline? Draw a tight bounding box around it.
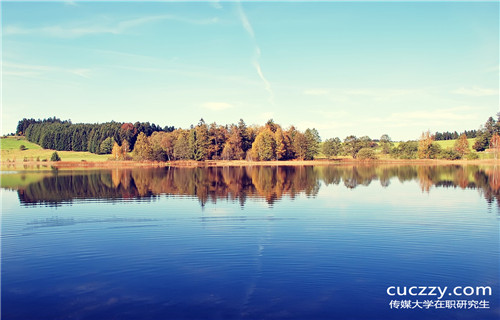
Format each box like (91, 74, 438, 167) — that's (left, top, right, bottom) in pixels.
(2, 158, 499, 171)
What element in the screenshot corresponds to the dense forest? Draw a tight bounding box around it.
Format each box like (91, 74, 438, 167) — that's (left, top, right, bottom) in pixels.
(17, 117, 323, 161)
(14, 114, 500, 161)
(16, 117, 172, 154)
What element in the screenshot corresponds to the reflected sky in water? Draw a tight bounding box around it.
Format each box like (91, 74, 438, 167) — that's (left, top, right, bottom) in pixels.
(1, 165, 499, 319)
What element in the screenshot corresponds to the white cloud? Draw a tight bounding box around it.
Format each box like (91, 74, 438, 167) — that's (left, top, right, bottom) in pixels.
(110, 64, 259, 86)
(303, 88, 423, 101)
(3, 61, 52, 72)
(210, 0, 223, 10)
(452, 87, 499, 97)
(3, 71, 40, 78)
(253, 60, 274, 103)
(3, 15, 218, 38)
(345, 88, 419, 96)
(63, 1, 78, 7)
(367, 106, 482, 132)
(202, 102, 233, 111)
(236, 2, 255, 38)
(70, 68, 91, 78)
(3, 61, 91, 79)
(236, 1, 274, 105)
(389, 110, 470, 121)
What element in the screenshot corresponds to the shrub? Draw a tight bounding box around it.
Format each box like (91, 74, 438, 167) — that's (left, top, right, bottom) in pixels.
(357, 148, 377, 160)
(465, 152, 479, 160)
(50, 151, 61, 161)
(428, 143, 442, 159)
(438, 148, 461, 160)
(390, 141, 418, 159)
(19, 144, 27, 151)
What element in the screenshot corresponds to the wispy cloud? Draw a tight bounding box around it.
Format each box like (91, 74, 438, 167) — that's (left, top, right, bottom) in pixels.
(63, 1, 78, 7)
(3, 15, 218, 38)
(236, 2, 255, 38)
(303, 87, 426, 104)
(451, 86, 499, 97)
(344, 88, 419, 97)
(3, 61, 91, 79)
(344, 88, 425, 102)
(202, 102, 233, 111)
(236, 2, 274, 105)
(210, 0, 223, 10)
(3, 71, 40, 78)
(389, 110, 470, 122)
(71, 68, 91, 78)
(111, 64, 259, 86)
(369, 106, 482, 130)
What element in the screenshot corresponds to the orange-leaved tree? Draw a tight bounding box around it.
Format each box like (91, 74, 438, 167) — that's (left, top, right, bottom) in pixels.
(418, 130, 434, 159)
(490, 133, 500, 161)
(453, 133, 470, 157)
(111, 140, 131, 160)
(111, 142, 121, 160)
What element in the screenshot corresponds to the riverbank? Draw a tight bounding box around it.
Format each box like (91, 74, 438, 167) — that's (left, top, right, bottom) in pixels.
(2, 136, 497, 172)
(2, 158, 499, 172)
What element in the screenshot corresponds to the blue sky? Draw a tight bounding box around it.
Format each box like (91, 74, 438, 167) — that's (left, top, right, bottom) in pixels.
(2, 1, 498, 141)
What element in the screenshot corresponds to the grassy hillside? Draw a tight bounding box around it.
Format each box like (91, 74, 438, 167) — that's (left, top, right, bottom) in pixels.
(1, 136, 109, 162)
(433, 138, 494, 159)
(434, 138, 476, 151)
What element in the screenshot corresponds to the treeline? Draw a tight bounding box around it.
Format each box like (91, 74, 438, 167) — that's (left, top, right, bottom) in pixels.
(433, 116, 500, 150)
(17, 117, 322, 161)
(327, 115, 500, 160)
(129, 119, 321, 161)
(471, 116, 500, 152)
(15, 114, 500, 161)
(434, 130, 477, 140)
(18, 117, 172, 154)
(394, 115, 500, 160)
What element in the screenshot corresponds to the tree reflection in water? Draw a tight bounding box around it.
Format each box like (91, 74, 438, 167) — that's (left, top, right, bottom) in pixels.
(9, 165, 500, 207)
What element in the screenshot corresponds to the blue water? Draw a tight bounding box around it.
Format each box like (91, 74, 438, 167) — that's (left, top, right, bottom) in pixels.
(1, 166, 499, 319)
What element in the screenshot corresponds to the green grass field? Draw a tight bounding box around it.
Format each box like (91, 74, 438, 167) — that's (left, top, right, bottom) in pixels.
(431, 138, 494, 159)
(393, 138, 477, 149)
(434, 138, 476, 151)
(1, 136, 109, 163)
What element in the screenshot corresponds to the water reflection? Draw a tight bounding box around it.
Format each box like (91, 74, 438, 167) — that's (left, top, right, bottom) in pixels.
(3, 165, 500, 207)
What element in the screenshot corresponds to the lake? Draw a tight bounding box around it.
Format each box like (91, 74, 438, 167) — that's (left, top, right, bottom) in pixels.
(1, 165, 499, 320)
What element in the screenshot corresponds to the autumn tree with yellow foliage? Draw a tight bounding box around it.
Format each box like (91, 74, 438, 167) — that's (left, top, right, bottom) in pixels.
(453, 134, 470, 157)
(418, 130, 434, 159)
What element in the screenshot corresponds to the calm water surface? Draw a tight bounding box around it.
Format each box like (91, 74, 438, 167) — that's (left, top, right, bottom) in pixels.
(1, 165, 499, 319)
